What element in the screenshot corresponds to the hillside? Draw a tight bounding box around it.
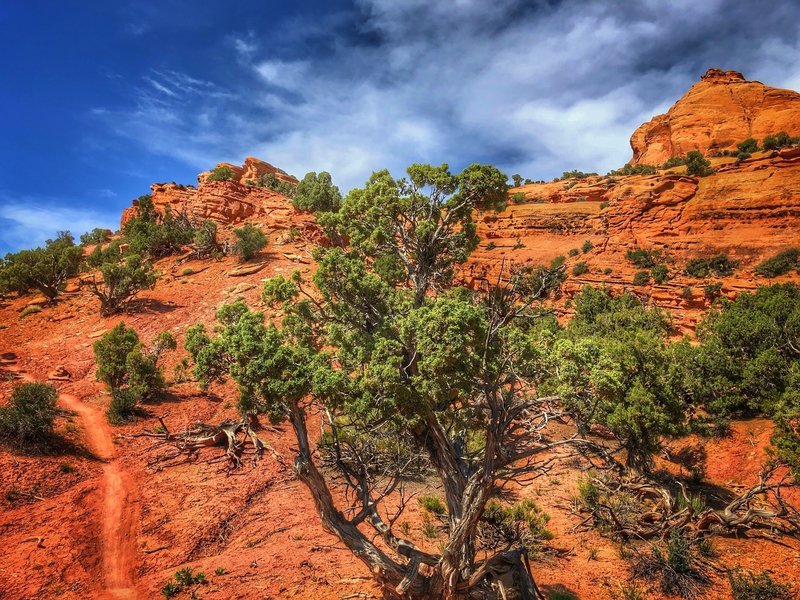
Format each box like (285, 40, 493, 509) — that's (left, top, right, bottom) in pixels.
(1, 69, 800, 599)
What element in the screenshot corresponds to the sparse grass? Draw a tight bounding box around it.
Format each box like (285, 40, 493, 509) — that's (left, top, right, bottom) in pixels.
(215, 567, 227, 576)
(587, 547, 599, 561)
(633, 531, 709, 599)
(421, 515, 438, 539)
(728, 568, 794, 600)
(418, 494, 446, 514)
(162, 567, 207, 598)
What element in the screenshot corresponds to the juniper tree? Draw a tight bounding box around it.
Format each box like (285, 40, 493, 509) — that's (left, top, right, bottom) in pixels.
(186, 163, 576, 599)
(0, 231, 83, 300)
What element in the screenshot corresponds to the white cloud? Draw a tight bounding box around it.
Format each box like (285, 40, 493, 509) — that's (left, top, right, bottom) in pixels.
(0, 197, 119, 254)
(92, 0, 800, 192)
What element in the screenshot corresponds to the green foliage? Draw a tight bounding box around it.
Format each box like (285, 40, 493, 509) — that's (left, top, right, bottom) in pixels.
(737, 138, 759, 154)
(538, 287, 681, 468)
(550, 255, 566, 269)
(192, 220, 221, 259)
(418, 494, 446, 514)
(607, 163, 657, 176)
(207, 165, 235, 182)
(572, 261, 589, 276)
(632, 270, 650, 286)
(511, 191, 526, 204)
(581, 240, 593, 253)
(482, 499, 553, 551)
(704, 282, 723, 299)
(557, 169, 597, 180)
(161, 567, 206, 598)
(94, 323, 140, 388)
(651, 264, 669, 284)
(568, 248, 579, 257)
(94, 324, 173, 422)
(728, 568, 794, 600)
(0, 383, 58, 450)
(685, 254, 738, 278)
(686, 284, 800, 416)
(106, 388, 139, 425)
(684, 151, 713, 176)
(256, 172, 296, 197)
(755, 248, 800, 278)
(762, 131, 799, 151)
(232, 224, 267, 262)
(0, 231, 83, 299)
(293, 171, 341, 213)
(91, 253, 157, 315)
(662, 156, 687, 169)
(511, 174, 523, 187)
(626, 248, 664, 269)
(122, 196, 193, 259)
(80, 228, 110, 245)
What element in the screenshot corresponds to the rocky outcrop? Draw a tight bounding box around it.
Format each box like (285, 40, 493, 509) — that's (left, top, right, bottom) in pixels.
(630, 69, 800, 165)
(120, 157, 300, 228)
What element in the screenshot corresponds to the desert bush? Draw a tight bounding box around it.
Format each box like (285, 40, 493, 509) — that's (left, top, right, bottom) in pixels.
(572, 261, 589, 276)
(568, 248, 579, 257)
(582, 240, 594, 253)
(418, 494, 446, 514)
(0, 231, 83, 300)
(632, 270, 650, 286)
(662, 156, 686, 169)
(762, 131, 799, 151)
(232, 224, 267, 262)
(684, 151, 713, 177)
(480, 499, 553, 551)
(704, 282, 723, 299)
(626, 248, 663, 269)
(755, 248, 800, 278)
(557, 169, 597, 180)
(511, 191, 526, 204)
(685, 254, 738, 278)
(728, 568, 794, 600)
(256, 172, 296, 197)
(607, 163, 657, 176)
(0, 383, 58, 450)
(192, 220, 221, 259)
(106, 388, 139, 424)
(633, 531, 709, 598)
(207, 165, 235, 182)
(161, 567, 206, 598)
(651, 264, 669, 283)
(89, 253, 157, 315)
(550, 255, 566, 269)
(737, 138, 759, 154)
(123, 200, 193, 259)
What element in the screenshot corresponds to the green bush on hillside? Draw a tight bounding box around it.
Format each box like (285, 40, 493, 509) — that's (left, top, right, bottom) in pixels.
(0, 383, 58, 450)
(232, 224, 267, 261)
(755, 248, 800, 278)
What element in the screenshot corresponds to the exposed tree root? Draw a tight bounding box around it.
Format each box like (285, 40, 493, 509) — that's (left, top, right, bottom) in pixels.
(133, 413, 283, 472)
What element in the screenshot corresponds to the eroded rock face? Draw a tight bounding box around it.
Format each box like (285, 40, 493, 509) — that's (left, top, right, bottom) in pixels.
(120, 157, 300, 228)
(630, 69, 800, 165)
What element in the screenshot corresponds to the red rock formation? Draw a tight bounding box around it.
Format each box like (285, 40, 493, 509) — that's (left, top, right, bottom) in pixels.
(120, 157, 300, 228)
(630, 69, 800, 165)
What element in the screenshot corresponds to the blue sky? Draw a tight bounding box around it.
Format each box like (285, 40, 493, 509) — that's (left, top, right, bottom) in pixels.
(1, 0, 799, 254)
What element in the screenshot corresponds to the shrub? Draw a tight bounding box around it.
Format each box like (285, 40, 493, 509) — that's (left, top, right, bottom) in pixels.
(80, 228, 110, 245)
(192, 220, 221, 259)
(0, 383, 58, 450)
(581, 240, 594, 253)
(232, 224, 267, 262)
(662, 156, 686, 169)
(603, 267, 613, 275)
(207, 165, 235, 182)
(181, 268, 194, 276)
(106, 388, 139, 425)
(704, 282, 723, 299)
(599, 201, 609, 209)
(651, 264, 669, 283)
(685, 254, 738, 278)
(632, 270, 650, 286)
(728, 569, 794, 600)
(607, 163, 657, 176)
(633, 531, 709, 598)
(94, 324, 141, 389)
(418, 494, 446, 514)
(626, 248, 663, 269)
(511, 174, 523, 187)
(572, 262, 589, 276)
(511, 192, 526, 204)
(481, 499, 553, 551)
(122, 197, 193, 259)
(550, 255, 566, 269)
(762, 131, 798, 151)
(293, 171, 342, 213)
(485, 242, 496, 251)
(685, 151, 713, 177)
(568, 248, 579, 257)
(557, 170, 597, 180)
(256, 172, 296, 197)
(682, 286, 694, 299)
(737, 138, 759, 154)
(90, 253, 157, 316)
(0, 231, 83, 300)
(755, 248, 800, 278)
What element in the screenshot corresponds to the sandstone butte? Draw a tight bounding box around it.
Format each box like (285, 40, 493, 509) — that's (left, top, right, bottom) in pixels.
(1, 68, 800, 600)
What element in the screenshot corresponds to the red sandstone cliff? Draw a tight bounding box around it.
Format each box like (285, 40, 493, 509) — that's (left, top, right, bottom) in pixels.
(630, 69, 800, 165)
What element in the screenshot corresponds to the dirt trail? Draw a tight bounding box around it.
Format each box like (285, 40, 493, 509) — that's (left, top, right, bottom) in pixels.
(11, 365, 138, 599)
